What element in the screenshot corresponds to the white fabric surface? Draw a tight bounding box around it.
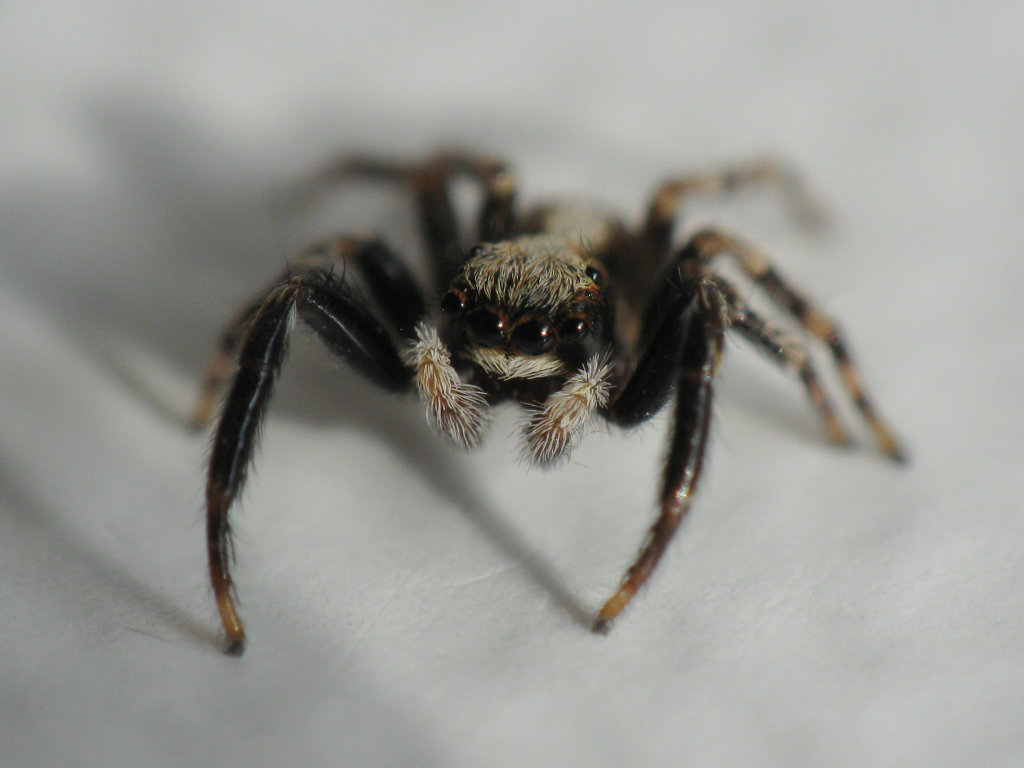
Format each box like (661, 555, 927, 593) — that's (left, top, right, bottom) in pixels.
(2, 2, 1022, 766)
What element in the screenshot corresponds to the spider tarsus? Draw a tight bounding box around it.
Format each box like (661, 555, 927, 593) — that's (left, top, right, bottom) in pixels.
(885, 443, 909, 465)
(188, 386, 219, 431)
(187, 412, 212, 434)
(870, 423, 908, 464)
(590, 615, 614, 635)
(223, 636, 246, 657)
(788, 192, 831, 233)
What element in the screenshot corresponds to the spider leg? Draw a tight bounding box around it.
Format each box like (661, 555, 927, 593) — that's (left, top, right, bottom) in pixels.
(192, 236, 425, 428)
(315, 151, 519, 288)
(206, 258, 418, 655)
(690, 228, 906, 461)
(434, 151, 519, 243)
(632, 159, 825, 303)
(594, 221, 904, 631)
(626, 160, 827, 319)
(191, 297, 264, 428)
(597, 268, 728, 632)
(715, 279, 851, 446)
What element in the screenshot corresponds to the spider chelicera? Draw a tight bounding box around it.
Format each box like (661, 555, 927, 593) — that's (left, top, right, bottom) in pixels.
(192, 151, 905, 655)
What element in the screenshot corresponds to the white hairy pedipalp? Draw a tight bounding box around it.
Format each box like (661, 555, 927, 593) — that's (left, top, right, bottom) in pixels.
(407, 323, 488, 446)
(523, 353, 614, 465)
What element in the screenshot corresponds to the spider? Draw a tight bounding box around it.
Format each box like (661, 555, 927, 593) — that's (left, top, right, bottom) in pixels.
(192, 151, 905, 655)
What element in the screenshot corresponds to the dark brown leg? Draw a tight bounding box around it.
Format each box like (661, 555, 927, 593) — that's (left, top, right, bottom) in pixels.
(599, 274, 728, 632)
(434, 151, 518, 243)
(192, 236, 425, 428)
(191, 298, 264, 428)
(207, 284, 296, 655)
(205, 263, 418, 654)
(313, 151, 519, 289)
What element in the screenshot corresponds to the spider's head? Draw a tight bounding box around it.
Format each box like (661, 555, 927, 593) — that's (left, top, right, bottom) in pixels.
(440, 237, 606, 380)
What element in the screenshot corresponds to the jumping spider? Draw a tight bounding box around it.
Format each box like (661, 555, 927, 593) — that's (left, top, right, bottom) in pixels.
(193, 151, 905, 655)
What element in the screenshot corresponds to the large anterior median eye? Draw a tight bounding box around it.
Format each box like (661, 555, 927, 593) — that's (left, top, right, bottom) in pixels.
(465, 306, 507, 347)
(511, 317, 555, 356)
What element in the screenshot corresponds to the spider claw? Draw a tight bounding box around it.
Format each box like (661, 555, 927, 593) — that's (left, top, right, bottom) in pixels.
(789, 193, 832, 233)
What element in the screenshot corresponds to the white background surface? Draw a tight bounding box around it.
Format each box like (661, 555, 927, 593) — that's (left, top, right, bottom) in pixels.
(1, 1, 1022, 766)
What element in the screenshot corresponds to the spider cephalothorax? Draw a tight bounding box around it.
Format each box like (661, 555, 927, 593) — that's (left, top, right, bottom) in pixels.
(409, 234, 615, 461)
(193, 151, 905, 655)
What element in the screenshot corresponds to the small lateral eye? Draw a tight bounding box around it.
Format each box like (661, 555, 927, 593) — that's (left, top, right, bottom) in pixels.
(585, 265, 603, 285)
(511, 317, 555, 356)
(465, 306, 507, 347)
(558, 316, 590, 341)
(440, 290, 467, 315)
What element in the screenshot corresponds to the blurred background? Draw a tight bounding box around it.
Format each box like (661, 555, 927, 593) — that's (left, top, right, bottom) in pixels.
(1, 1, 1021, 766)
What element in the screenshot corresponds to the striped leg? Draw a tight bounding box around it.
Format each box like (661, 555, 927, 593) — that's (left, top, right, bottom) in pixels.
(691, 228, 906, 461)
(637, 158, 827, 281)
(717, 280, 851, 447)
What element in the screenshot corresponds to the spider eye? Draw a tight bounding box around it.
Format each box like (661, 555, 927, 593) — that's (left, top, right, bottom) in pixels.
(465, 306, 506, 347)
(585, 265, 603, 285)
(558, 316, 590, 341)
(440, 290, 467, 316)
(511, 317, 555, 356)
